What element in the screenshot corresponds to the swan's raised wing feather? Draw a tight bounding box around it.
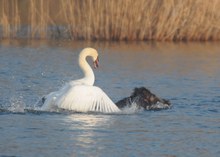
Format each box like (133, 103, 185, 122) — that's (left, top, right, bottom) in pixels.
(55, 85, 120, 113)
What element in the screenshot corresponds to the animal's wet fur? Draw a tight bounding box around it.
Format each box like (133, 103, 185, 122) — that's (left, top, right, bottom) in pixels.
(116, 87, 171, 110)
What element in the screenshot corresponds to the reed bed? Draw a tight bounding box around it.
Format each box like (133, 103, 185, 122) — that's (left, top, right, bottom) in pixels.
(0, 0, 220, 41)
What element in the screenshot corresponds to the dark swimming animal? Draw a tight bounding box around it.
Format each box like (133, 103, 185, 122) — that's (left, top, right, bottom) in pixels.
(116, 87, 171, 110)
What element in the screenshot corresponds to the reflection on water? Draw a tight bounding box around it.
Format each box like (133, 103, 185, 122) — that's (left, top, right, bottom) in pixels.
(65, 114, 111, 150)
(0, 39, 220, 157)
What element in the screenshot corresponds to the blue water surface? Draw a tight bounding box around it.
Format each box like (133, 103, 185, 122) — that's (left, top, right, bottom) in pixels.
(0, 40, 220, 157)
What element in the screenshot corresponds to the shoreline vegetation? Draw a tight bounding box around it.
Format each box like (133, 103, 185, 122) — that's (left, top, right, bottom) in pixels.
(0, 0, 220, 41)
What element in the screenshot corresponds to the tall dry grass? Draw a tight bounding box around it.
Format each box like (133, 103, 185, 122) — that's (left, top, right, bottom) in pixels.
(0, 0, 220, 40)
(0, 0, 20, 38)
(28, 0, 51, 38)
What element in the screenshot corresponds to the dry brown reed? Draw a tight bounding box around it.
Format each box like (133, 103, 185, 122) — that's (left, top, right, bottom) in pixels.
(0, 0, 220, 41)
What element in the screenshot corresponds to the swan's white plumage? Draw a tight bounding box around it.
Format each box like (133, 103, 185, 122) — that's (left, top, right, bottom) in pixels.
(41, 47, 120, 113)
(57, 85, 120, 113)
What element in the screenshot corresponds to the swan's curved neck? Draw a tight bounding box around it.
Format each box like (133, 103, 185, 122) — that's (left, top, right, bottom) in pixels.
(78, 55, 95, 86)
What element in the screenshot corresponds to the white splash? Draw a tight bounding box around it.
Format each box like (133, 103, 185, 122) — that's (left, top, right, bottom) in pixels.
(8, 96, 26, 113)
(120, 102, 144, 114)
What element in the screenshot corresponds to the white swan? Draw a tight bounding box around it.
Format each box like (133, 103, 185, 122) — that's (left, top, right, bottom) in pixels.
(41, 48, 120, 113)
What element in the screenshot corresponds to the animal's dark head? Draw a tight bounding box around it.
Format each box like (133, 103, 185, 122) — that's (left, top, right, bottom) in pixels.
(130, 87, 171, 110)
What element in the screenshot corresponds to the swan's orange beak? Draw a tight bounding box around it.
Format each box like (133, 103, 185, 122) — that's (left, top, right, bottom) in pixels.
(93, 57, 99, 69)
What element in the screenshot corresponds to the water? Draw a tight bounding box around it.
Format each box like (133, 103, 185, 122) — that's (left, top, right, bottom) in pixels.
(0, 40, 220, 157)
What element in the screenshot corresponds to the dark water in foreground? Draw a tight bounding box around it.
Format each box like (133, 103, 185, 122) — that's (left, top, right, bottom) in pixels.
(0, 40, 220, 157)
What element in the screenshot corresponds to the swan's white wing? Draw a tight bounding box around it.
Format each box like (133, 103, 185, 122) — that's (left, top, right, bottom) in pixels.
(40, 83, 71, 111)
(56, 85, 120, 113)
(40, 80, 85, 111)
